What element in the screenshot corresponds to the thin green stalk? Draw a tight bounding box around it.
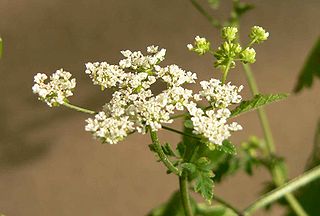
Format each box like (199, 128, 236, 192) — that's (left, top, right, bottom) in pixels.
(162, 125, 200, 140)
(242, 63, 307, 216)
(222, 60, 232, 84)
(179, 171, 194, 216)
(212, 195, 243, 216)
(189, 0, 221, 29)
(242, 64, 275, 154)
(244, 164, 320, 215)
(149, 130, 181, 176)
(63, 102, 96, 115)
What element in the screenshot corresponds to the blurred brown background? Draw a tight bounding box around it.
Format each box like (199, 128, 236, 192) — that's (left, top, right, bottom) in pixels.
(0, 0, 319, 215)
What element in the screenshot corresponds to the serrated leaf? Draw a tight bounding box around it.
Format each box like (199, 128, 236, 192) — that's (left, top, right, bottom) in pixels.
(148, 191, 196, 216)
(216, 140, 237, 155)
(294, 37, 320, 93)
(162, 142, 177, 157)
(147, 191, 184, 216)
(230, 93, 288, 118)
(176, 142, 186, 157)
(181, 162, 197, 174)
(194, 170, 214, 203)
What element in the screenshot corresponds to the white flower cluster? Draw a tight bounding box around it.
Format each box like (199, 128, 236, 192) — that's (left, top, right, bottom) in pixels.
(32, 69, 76, 107)
(187, 79, 243, 146)
(84, 46, 197, 144)
(32, 46, 244, 146)
(196, 79, 243, 108)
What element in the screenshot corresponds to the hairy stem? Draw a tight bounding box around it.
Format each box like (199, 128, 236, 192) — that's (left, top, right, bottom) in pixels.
(149, 130, 181, 176)
(63, 102, 96, 114)
(179, 171, 194, 216)
(244, 164, 320, 215)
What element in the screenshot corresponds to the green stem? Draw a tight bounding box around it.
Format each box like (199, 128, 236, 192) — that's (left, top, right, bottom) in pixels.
(242, 63, 307, 216)
(222, 60, 232, 84)
(212, 195, 243, 216)
(244, 165, 320, 215)
(63, 102, 96, 115)
(162, 126, 200, 140)
(189, 0, 221, 29)
(242, 64, 275, 154)
(179, 171, 194, 216)
(149, 130, 181, 176)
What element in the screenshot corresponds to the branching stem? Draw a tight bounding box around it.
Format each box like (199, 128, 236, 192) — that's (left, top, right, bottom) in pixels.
(63, 102, 96, 114)
(149, 130, 181, 176)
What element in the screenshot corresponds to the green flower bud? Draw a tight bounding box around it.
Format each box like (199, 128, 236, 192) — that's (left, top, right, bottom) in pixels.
(249, 26, 269, 43)
(187, 36, 211, 55)
(240, 47, 256, 64)
(214, 41, 242, 69)
(222, 26, 238, 41)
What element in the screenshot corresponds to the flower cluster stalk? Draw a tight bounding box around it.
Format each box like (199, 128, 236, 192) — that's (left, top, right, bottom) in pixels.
(189, 1, 308, 215)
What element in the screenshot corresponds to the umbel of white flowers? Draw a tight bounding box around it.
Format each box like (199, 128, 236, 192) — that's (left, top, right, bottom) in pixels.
(32, 26, 269, 146)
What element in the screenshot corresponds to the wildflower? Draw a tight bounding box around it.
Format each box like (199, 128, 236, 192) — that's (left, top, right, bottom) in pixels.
(32, 69, 76, 107)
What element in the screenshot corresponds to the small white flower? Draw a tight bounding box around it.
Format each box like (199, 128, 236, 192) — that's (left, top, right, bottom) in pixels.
(32, 69, 76, 107)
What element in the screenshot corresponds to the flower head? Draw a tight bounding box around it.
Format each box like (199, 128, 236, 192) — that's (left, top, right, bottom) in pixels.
(32, 69, 76, 107)
(250, 26, 269, 43)
(187, 36, 211, 55)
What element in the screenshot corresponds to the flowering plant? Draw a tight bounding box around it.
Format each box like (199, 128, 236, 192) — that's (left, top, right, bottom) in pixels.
(31, 1, 320, 215)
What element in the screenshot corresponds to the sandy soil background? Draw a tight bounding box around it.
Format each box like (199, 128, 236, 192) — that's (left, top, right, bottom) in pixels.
(0, 0, 319, 215)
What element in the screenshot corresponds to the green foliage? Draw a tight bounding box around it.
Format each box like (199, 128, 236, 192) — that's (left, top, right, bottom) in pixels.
(216, 140, 237, 155)
(194, 157, 215, 203)
(286, 120, 320, 215)
(294, 37, 320, 93)
(230, 93, 288, 118)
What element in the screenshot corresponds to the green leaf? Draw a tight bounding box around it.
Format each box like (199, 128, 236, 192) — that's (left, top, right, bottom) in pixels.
(194, 157, 215, 202)
(176, 142, 186, 158)
(194, 170, 214, 203)
(294, 37, 320, 93)
(147, 191, 184, 216)
(162, 142, 178, 157)
(230, 93, 288, 118)
(215, 140, 237, 155)
(148, 144, 156, 152)
(184, 119, 193, 129)
(148, 191, 197, 216)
